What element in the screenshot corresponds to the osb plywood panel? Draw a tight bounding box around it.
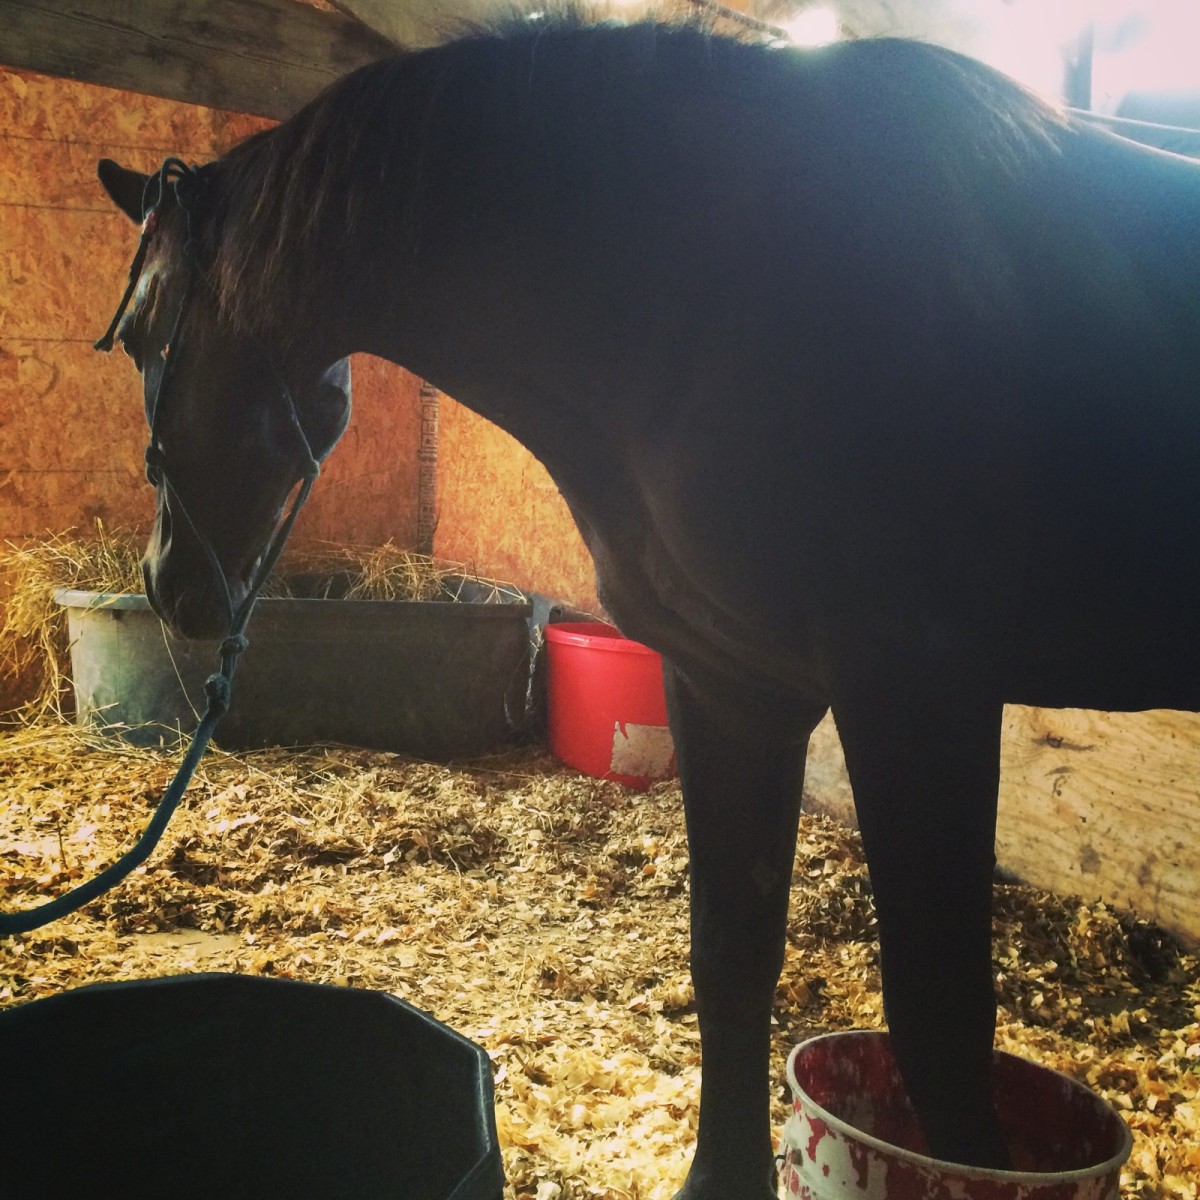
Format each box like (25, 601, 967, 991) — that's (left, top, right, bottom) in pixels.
(0, 66, 267, 156)
(0, 340, 147, 535)
(801, 708, 1200, 946)
(295, 354, 424, 549)
(3, 207, 136, 342)
(434, 398, 600, 610)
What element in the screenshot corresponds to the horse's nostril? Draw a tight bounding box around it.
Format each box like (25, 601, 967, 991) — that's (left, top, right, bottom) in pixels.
(167, 589, 236, 641)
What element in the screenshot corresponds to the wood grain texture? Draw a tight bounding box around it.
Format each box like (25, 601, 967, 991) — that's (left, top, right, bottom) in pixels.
(801, 707, 1200, 946)
(0, 0, 396, 119)
(329, 0, 497, 49)
(803, 712, 855, 827)
(995, 706, 1200, 948)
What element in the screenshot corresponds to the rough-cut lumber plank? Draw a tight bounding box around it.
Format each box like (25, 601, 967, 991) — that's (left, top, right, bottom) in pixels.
(995, 706, 1200, 948)
(329, 0, 498, 49)
(803, 712, 855, 826)
(0, 0, 397, 119)
(802, 708, 1200, 947)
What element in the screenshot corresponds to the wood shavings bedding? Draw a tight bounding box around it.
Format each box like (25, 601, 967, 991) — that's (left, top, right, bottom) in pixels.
(1, 724, 1197, 1198)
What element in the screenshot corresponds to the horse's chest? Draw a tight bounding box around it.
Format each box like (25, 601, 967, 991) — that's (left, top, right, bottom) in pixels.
(583, 517, 826, 696)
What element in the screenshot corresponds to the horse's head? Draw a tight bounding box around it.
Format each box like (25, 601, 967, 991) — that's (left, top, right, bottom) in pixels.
(97, 158, 352, 640)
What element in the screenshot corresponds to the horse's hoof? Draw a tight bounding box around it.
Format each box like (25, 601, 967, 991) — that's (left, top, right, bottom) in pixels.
(928, 1128, 1013, 1173)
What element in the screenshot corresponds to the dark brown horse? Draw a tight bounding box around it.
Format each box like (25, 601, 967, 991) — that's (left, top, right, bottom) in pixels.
(97, 18, 1200, 1193)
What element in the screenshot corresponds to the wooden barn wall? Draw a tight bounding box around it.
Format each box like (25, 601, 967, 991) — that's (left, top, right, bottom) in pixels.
(0, 66, 424, 710)
(434, 399, 600, 611)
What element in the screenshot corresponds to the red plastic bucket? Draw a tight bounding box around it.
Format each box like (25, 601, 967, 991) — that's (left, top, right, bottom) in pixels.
(780, 1031, 1132, 1200)
(544, 622, 676, 790)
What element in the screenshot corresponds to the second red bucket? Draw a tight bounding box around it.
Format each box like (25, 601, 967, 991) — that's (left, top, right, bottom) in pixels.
(544, 622, 676, 789)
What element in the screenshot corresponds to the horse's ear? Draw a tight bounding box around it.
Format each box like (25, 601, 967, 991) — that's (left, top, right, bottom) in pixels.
(98, 159, 149, 223)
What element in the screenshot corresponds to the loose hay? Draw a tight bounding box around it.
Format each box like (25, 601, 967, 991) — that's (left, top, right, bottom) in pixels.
(1, 724, 1197, 1197)
(0, 523, 144, 722)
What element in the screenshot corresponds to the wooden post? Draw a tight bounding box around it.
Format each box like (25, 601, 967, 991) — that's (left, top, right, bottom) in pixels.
(1063, 22, 1095, 110)
(417, 381, 440, 556)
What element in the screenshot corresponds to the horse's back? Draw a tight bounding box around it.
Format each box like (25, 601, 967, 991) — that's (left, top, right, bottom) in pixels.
(620, 48, 1200, 709)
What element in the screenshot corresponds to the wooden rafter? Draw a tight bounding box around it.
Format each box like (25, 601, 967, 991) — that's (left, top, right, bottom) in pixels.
(328, 0, 494, 49)
(0, 0, 398, 119)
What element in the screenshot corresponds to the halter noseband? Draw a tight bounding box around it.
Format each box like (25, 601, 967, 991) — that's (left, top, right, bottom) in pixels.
(0, 158, 321, 936)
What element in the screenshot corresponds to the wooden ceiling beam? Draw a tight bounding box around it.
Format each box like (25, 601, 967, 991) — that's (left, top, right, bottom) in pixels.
(327, 0, 494, 49)
(0, 0, 398, 120)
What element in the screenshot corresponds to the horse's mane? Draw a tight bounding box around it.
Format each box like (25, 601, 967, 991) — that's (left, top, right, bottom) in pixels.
(208, 14, 1066, 340)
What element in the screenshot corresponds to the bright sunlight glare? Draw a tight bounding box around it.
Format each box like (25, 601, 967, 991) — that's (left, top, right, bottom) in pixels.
(781, 7, 841, 48)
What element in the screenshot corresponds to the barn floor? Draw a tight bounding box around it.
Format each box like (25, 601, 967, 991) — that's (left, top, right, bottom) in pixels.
(1, 723, 1198, 1198)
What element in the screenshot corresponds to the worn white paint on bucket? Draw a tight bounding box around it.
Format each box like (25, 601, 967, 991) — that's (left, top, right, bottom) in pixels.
(610, 721, 675, 779)
(779, 1032, 1132, 1200)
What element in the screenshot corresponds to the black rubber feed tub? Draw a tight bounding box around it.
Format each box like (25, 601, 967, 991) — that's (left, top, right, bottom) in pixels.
(0, 973, 503, 1200)
(56, 583, 533, 759)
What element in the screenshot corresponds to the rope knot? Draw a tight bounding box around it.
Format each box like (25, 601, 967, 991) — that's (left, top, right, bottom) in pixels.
(203, 672, 232, 715)
(219, 634, 249, 660)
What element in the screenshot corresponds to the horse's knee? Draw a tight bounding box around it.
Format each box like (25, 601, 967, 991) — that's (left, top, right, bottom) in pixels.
(690, 919, 787, 1024)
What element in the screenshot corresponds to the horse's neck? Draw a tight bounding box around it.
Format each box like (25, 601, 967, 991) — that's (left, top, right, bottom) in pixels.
(344, 38, 654, 458)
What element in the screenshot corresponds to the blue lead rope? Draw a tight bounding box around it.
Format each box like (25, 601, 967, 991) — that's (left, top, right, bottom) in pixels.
(0, 157, 321, 938)
(0, 640, 242, 936)
(0, 474, 316, 938)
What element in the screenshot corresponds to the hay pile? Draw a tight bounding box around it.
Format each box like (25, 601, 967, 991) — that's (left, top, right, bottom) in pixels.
(2, 724, 1197, 1199)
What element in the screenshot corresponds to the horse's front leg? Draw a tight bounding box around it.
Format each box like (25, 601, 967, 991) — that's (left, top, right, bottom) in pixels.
(832, 657, 1010, 1169)
(665, 663, 826, 1200)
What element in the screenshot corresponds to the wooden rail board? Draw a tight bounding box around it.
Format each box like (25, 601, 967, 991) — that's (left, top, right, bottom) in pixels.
(0, 0, 397, 119)
(994, 706, 1200, 948)
(803, 708, 1200, 947)
(328, 0, 478, 49)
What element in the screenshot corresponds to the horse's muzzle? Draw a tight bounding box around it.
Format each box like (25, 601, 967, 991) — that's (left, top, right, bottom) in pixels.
(142, 554, 248, 641)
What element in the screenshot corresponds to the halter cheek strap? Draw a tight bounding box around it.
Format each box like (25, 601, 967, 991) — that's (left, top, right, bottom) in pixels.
(92, 211, 156, 354)
(0, 158, 320, 937)
(93, 159, 182, 353)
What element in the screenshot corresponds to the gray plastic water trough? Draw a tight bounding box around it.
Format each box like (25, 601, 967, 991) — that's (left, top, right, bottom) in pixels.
(55, 583, 533, 759)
